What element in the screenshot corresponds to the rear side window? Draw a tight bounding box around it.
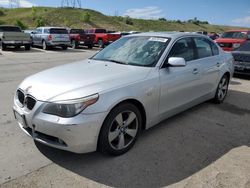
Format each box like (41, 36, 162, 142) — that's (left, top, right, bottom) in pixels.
(168, 38, 195, 61)
(194, 38, 213, 59)
(50, 29, 68, 34)
(0, 26, 21, 32)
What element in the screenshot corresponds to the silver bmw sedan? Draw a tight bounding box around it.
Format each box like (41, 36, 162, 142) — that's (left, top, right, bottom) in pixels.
(13, 32, 234, 155)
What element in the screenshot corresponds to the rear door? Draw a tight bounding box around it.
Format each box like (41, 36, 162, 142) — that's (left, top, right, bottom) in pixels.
(159, 37, 202, 115)
(50, 28, 69, 42)
(193, 37, 221, 96)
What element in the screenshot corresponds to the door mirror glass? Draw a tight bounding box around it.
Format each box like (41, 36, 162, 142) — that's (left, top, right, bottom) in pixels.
(168, 57, 186, 67)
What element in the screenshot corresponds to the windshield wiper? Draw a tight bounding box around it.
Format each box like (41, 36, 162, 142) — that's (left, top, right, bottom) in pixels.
(103, 59, 128, 65)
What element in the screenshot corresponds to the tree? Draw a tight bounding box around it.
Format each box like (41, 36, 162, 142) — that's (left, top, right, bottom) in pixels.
(158, 17, 167, 21)
(31, 6, 37, 20)
(125, 16, 133, 25)
(0, 10, 4, 16)
(35, 17, 45, 27)
(82, 12, 91, 22)
(15, 20, 27, 30)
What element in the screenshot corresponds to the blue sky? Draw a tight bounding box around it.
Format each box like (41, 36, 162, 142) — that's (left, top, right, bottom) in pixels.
(1, 0, 250, 27)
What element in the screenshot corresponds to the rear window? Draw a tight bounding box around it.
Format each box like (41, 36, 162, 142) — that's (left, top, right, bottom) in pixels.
(0, 26, 21, 32)
(221, 31, 247, 39)
(49, 28, 68, 34)
(235, 41, 250, 51)
(95, 29, 107, 33)
(70, 29, 85, 34)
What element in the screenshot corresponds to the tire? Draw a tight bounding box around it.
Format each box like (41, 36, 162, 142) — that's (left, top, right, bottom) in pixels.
(0, 42, 7, 51)
(62, 46, 68, 50)
(14, 46, 20, 50)
(99, 102, 142, 156)
(213, 74, 229, 104)
(25, 44, 31, 51)
(98, 39, 104, 48)
(71, 40, 78, 49)
(87, 44, 93, 49)
(42, 40, 49, 50)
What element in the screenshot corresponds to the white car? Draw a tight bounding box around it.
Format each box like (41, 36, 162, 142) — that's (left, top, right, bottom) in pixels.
(13, 32, 234, 155)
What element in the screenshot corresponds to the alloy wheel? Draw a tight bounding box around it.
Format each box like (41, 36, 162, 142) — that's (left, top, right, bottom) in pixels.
(108, 111, 138, 150)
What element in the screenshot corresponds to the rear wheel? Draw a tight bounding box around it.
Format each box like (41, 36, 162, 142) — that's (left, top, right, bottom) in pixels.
(0, 42, 7, 51)
(62, 45, 68, 50)
(87, 44, 93, 49)
(42, 41, 49, 50)
(99, 103, 142, 155)
(213, 74, 229, 104)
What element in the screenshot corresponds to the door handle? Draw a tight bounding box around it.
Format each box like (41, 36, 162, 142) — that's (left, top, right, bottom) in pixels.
(193, 68, 198, 74)
(216, 62, 220, 67)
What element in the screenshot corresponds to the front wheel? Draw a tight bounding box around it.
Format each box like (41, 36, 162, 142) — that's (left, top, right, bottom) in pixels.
(98, 39, 104, 48)
(213, 74, 229, 104)
(25, 44, 31, 51)
(71, 40, 78, 49)
(99, 103, 142, 155)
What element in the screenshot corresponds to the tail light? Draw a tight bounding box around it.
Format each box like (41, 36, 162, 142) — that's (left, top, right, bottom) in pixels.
(47, 35, 52, 41)
(76, 34, 81, 40)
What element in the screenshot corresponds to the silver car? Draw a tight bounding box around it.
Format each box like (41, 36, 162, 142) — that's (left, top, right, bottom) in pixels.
(13, 32, 234, 155)
(31, 27, 70, 50)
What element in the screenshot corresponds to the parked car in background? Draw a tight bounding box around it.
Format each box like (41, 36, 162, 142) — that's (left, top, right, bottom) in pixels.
(215, 30, 250, 51)
(121, 31, 141, 37)
(68, 29, 95, 49)
(13, 32, 234, 156)
(85, 28, 121, 48)
(31, 27, 70, 50)
(232, 41, 250, 75)
(0, 25, 31, 51)
(208, 32, 219, 40)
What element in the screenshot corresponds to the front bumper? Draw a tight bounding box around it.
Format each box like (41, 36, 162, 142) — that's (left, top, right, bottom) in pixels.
(13, 101, 107, 153)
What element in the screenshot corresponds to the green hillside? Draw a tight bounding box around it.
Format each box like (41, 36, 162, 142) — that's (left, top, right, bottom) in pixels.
(0, 7, 248, 32)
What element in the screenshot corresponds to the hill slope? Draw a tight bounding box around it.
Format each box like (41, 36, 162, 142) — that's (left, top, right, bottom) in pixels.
(0, 7, 248, 32)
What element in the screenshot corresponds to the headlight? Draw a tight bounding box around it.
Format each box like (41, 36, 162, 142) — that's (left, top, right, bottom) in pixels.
(233, 43, 241, 49)
(42, 94, 99, 118)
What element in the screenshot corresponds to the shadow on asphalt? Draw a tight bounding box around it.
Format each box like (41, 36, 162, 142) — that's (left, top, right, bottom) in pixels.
(36, 89, 250, 188)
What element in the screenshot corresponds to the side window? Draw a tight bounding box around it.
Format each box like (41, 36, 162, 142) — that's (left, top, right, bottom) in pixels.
(44, 29, 49, 34)
(168, 38, 195, 61)
(194, 38, 213, 59)
(210, 41, 219, 55)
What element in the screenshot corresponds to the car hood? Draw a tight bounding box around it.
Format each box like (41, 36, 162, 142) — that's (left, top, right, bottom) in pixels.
(19, 60, 151, 101)
(215, 38, 246, 43)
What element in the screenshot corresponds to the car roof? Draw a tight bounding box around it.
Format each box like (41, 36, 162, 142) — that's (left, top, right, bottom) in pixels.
(226, 30, 250, 32)
(37, 27, 67, 29)
(127, 32, 208, 39)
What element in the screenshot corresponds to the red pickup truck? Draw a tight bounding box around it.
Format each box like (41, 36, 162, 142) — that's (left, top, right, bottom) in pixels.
(68, 29, 95, 49)
(85, 28, 121, 48)
(215, 30, 250, 51)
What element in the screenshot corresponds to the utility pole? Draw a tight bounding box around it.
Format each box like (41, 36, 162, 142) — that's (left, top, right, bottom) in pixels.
(9, 0, 20, 8)
(61, 0, 81, 8)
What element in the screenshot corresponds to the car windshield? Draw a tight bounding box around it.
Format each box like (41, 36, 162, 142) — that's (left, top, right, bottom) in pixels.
(234, 41, 250, 51)
(92, 36, 170, 67)
(221, 31, 247, 39)
(70, 29, 85, 34)
(0, 26, 21, 32)
(50, 28, 68, 34)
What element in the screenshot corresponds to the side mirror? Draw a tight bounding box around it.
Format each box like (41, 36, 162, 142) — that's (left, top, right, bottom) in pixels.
(168, 57, 186, 67)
